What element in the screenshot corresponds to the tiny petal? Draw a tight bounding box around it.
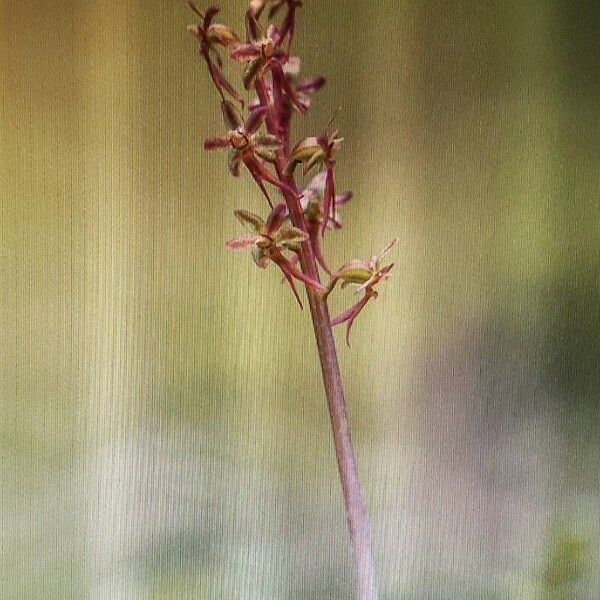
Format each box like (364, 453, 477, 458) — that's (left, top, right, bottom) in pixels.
(251, 245, 270, 268)
(296, 76, 326, 94)
(248, 0, 267, 16)
(234, 209, 265, 233)
(276, 226, 309, 246)
(221, 100, 243, 130)
(252, 133, 281, 147)
(230, 43, 261, 61)
(287, 137, 324, 174)
(203, 6, 220, 29)
(335, 191, 352, 206)
(243, 58, 264, 90)
(283, 56, 301, 77)
(229, 151, 242, 176)
(225, 234, 261, 250)
(333, 260, 373, 285)
(244, 106, 268, 135)
(204, 136, 231, 150)
(254, 146, 279, 163)
(265, 202, 288, 235)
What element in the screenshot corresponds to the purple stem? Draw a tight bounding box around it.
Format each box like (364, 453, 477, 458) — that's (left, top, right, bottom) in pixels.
(303, 276, 378, 600)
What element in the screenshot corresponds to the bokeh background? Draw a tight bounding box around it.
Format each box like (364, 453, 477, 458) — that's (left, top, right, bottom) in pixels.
(1, 1, 599, 598)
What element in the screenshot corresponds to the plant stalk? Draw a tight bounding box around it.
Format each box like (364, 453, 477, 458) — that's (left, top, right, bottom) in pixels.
(305, 284, 379, 600)
(254, 74, 378, 599)
(286, 195, 379, 598)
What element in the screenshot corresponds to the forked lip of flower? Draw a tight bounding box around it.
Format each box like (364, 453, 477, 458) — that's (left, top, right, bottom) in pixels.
(299, 172, 352, 226)
(354, 263, 394, 294)
(283, 55, 301, 76)
(324, 239, 397, 300)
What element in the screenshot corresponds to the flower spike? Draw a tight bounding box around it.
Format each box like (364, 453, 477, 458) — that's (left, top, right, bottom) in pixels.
(191, 2, 393, 327)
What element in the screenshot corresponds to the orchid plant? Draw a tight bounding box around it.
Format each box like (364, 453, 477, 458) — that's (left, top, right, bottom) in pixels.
(188, 3, 395, 598)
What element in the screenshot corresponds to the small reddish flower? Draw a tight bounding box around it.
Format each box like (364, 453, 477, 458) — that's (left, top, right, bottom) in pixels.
(245, 0, 301, 49)
(226, 204, 325, 306)
(204, 101, 289, 206)
(325, 239, 397, 345)
(294, 171, 352, 275)
(187, 3, 243, 104)
(230, 24, 287, 90)
(190, 1, 394, 339)
(286, 130, 343, 235)
(300, 171, 352, 231)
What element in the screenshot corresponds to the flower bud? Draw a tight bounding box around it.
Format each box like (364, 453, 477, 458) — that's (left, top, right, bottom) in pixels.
(206, 23, 239, 46)
(286, 137, 325, 175)
(221, 100, 243, 130)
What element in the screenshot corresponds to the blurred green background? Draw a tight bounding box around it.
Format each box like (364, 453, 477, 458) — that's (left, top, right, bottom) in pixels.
(1, 0, 599, 598)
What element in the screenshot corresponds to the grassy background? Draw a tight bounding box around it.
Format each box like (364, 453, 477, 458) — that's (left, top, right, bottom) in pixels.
(1, 0, 599, 598)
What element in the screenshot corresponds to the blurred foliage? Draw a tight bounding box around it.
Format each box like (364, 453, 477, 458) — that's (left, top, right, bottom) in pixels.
(1, 0, 599, 598)
(542, 529, 587, 600)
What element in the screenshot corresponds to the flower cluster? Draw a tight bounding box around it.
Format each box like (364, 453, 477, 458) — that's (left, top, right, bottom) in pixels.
(189, 1, 395, 342)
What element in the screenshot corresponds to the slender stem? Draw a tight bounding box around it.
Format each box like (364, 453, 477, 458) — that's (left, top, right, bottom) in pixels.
(293, 206, 379, 600)
(254, 74, 378, 599)
(296, 206, 378, 600)
(304, 282, 379, 600)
